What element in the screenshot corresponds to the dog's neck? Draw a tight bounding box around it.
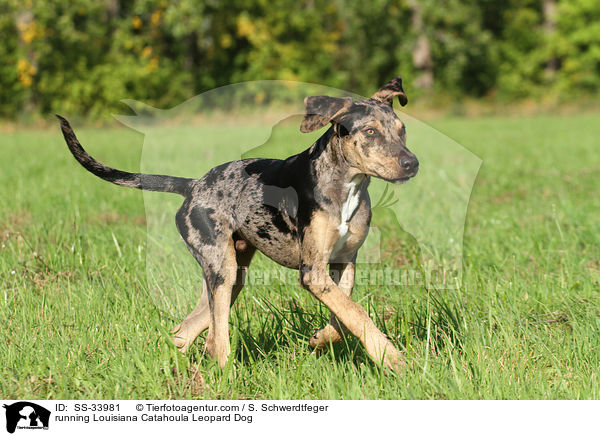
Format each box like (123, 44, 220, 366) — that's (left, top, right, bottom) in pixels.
(307, 127, 370, 213)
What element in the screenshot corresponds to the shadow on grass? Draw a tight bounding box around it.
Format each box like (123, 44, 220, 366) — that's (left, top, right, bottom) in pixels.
(232, 298, 324, 365)
(223, 289, 469, 369)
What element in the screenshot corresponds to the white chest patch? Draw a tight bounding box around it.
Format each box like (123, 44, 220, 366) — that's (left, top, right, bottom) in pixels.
(331, 176, 364, 259)
(338, 180, 362, 236)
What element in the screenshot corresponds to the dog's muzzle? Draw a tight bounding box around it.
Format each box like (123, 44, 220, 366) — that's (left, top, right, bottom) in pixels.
(387, 156, 419, 184)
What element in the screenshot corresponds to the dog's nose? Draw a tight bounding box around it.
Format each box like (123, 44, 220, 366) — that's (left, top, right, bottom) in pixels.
(400, 156, 419, 173)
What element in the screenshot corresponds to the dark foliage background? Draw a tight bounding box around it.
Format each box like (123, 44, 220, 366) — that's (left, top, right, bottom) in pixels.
(1, 0, 599, 117)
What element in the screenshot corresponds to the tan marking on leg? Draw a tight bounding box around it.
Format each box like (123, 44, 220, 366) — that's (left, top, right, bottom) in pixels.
(171, 277, 210, 352)
(205, 238, 237, 368)
(172, 243, 255, 355)
(301, 210, 406, 372)
(310, 262, 355, 349)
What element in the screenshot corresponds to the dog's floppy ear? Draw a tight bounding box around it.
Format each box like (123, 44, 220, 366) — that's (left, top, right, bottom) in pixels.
(371, 76, 408, 107)
(300, 96, 353, 133)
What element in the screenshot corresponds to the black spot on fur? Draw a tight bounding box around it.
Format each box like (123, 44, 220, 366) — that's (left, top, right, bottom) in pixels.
(256, 225, 272, 240)
(189, 205, 217, 245)
(203, 169, 219, 189)
(204, 267, 225, 289)
(272, 212, 291, 234)
(176, 201, 190, 241)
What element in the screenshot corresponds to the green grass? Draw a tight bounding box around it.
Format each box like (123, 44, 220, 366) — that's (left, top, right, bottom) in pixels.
(1, 112, 599, 399)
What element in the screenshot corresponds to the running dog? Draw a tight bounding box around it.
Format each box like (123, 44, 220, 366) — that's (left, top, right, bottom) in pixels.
(57, 76, 418, 372)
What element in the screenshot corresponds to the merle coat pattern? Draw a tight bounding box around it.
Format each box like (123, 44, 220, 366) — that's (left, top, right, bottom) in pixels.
(58, 76, 419, 372)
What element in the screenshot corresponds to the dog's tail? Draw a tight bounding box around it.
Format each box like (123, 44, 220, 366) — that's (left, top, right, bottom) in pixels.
(56, 115, 192, 196)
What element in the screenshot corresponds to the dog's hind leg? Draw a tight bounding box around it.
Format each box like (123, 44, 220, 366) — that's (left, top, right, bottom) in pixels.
(202, 237, 239, 368)
(171, 277, 210, 352)
(171, 237, 256, 354)
(309, 262, 355, 350)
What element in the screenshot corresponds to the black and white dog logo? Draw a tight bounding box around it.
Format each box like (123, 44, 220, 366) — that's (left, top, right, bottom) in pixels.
(3, 402, 50, 433)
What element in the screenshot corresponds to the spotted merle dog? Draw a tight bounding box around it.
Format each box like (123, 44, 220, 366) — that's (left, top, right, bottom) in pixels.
(57, 76, 419, 372)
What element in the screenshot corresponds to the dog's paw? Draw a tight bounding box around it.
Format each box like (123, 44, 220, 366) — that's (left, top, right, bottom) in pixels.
(171, 325, 191, 353)
(309, 325, 343, 350)
(383, 351, 408, 374)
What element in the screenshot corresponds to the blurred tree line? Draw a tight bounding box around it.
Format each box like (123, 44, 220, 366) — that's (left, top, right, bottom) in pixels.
(0, 0, 598, 118)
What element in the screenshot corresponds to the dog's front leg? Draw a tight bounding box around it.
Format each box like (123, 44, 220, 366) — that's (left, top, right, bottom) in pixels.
(309, 262, 355, 349)
(300, 265, 405, 372)
(299, 212, 406, 372)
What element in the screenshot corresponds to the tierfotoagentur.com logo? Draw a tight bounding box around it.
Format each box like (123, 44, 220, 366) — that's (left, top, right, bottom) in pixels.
(2, 402, 50, 433)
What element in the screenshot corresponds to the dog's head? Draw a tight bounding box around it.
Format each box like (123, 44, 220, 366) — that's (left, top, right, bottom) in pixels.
(300, 76, 418, 183)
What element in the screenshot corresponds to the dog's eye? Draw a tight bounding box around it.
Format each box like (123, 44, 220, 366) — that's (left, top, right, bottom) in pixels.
(365, 128, 376, 135)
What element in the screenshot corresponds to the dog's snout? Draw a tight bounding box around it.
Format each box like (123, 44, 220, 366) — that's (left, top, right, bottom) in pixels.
(400, 156, 419, 173)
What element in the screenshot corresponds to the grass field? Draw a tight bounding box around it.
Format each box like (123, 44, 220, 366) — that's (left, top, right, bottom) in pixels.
(1, 112, 599, 399)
